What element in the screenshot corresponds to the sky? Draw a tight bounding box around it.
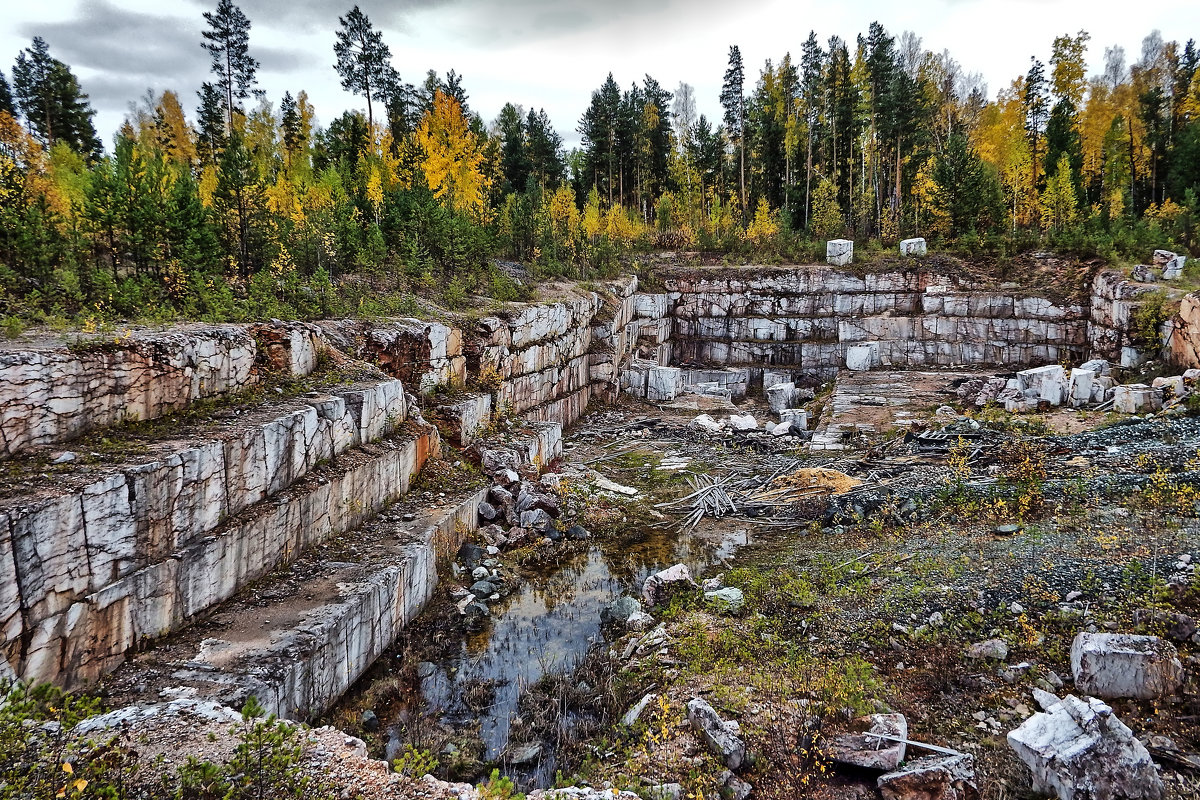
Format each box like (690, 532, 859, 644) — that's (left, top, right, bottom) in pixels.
(2, 0, 1198, 151)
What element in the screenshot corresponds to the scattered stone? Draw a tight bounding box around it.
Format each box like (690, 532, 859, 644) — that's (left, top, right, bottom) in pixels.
(994, 523, 1022, 536)
(566, 524, 590, 540)
(718, 770, 752, 800)
(647, 784, 682, 800)
(360, 710, 379, 732)
(827, 713, 908, 771)
(621, 692, 657, 726)
(642, 563, 697, 607)
(477, 501, 499, 521)
(625, 610, 654, 631)
(689, 414, 724, 433)
(704, 587, 745, 614)
(458, 542, 485, 570)
(51, 451, 76, 464)
(686, 698, 745, 770)
(1133, 608, 1198, 642)
(877, 753, 978, 800)
(1008, 691, 1164, 800)
(469, 579, 497, 599)
(965, 639, 1008, 660)
(1070, 632, 1184, 700)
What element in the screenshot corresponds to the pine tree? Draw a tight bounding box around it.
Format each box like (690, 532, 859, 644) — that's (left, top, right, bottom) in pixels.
(526, 108, 564, 190)
(496, 102, 529, 195)
(720, 45, 746, 214)
(279, 91, 306, 173)
(932, 130, 1004, 235)
(799, 32, 824, 226)
(201, 0, 261, 133)
(578, 74, 621, 204)
(12, 37, 100, 157)
(333, 5, 398, 133)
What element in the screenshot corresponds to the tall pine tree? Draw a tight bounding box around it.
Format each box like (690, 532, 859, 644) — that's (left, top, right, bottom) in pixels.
(11, 37, 100, 156)
(201, 0, 261, 132)
(333, 5, 398, 133)
(720, 45, 746, 214)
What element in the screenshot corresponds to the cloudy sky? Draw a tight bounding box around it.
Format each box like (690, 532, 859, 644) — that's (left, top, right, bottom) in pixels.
(2, 0, 1198, 150)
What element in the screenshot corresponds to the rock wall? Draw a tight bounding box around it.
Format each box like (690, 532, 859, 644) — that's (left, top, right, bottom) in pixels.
(1088, 272, 1158, 368)
(0, 327, 258, 460)
(627, 270, 1088, 385)
(1, 386, 437, 688)
(1169, 292, 1200, 369)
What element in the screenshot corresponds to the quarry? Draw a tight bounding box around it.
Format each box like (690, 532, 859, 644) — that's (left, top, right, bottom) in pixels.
(3, 253, 1200, 800)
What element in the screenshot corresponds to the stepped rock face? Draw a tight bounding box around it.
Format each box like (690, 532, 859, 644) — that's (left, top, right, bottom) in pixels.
(0, 327, 258, 460)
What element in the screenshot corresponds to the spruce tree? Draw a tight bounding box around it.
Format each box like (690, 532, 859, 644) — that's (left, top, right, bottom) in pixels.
(720, 45, 746, 214)
(196, 82, 227, 164)
(333, 5, 398, 132)
(279, 91, 306, 172)
(496, 102, 529, 195)
(201, 0, 261, 132)
(1023, 57, 1049, 193)
(526, 108, 564, 190)
(0, 69, 14, 118)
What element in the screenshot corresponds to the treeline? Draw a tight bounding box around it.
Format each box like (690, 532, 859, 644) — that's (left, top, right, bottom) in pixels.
(1, 3, 1199, 326)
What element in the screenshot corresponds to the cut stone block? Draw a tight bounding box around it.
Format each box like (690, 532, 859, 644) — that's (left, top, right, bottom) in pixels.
(1112, 384, 1162, 414)
(877, 754, 978, 800)
(1070, 632, 1183, 700)
(646, 366, 682, 402)
(1163, 256, 1185, 280)
(846, 342, 880, 371)
(779, 408, 809, 431)
(766, 382, 797, 413)
(1017, 365, 1067, 406)
(899, 237, 927, 257)
(827, 238, 854, 266)
(1067, 369, 1095, 408)
(1151, 375, 1186, 400)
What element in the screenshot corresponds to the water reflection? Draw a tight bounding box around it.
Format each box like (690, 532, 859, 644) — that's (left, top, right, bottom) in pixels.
(390, 519, 757, 787)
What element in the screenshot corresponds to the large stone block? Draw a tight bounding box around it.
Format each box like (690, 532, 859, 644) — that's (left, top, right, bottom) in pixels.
(846, 342, 880, 371)
(1017, 365, 1067, 406)
(899, 237, 927, 257)
(1070, 632, 1183, 700)
(1112, 384, 1162, 414)
(1067, 368, 1095, 408)
(826, 239, 854, 266)
(765, 382, 798, 413)
(1008, 691, 1163, 800)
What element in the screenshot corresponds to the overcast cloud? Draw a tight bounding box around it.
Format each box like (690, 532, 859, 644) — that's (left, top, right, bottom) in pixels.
(2, 0, 1197, 149)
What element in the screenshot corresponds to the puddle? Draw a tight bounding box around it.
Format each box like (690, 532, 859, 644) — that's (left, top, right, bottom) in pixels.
(385, 518, 761, 788)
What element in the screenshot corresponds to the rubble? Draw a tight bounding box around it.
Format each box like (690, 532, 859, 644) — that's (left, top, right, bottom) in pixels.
(1007, 691, 1164, 800)
(1070, 633, 1184, 700)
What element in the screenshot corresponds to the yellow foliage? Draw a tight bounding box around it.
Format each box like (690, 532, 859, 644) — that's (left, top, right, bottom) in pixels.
(154, 90, 197, 165)
(582, 187, 603, 240)
(366, 165, 383, 224)
(198, 165, 218, 209)
(745, 197, 779, 246)
(414, 90, 489, 217)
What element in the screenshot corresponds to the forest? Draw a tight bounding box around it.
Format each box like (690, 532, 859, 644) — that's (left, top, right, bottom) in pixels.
(1, 1, 1199, 326)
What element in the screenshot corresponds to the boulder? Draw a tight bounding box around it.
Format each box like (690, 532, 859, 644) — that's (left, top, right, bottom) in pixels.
(1070, 632, 1183, 700)
(727, 414, 759, 431)
(704, 587, 745, 613)
(827, 238, 854, 266)
(689, 414, 724, 433)
(626, 610, 654, 631)
(1153, 249, 1177, 266)
(1078, 358, 1111, 376)
(642, 563, 697, 607)
(827, 713, 908, 771)
(1132, 264, 1157, 283)
(601, 596, 642, 627)
(1163, 255, 1185, 280)
(1151, 375, 1186, 400)
(1007, 691, 1164, 800)
(877, 753, 979, 800)
(477, 501, 499, 522)
(520, 508, 552, 529)
(685, 698, 746, 770)
(900, 237, 927, 257)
